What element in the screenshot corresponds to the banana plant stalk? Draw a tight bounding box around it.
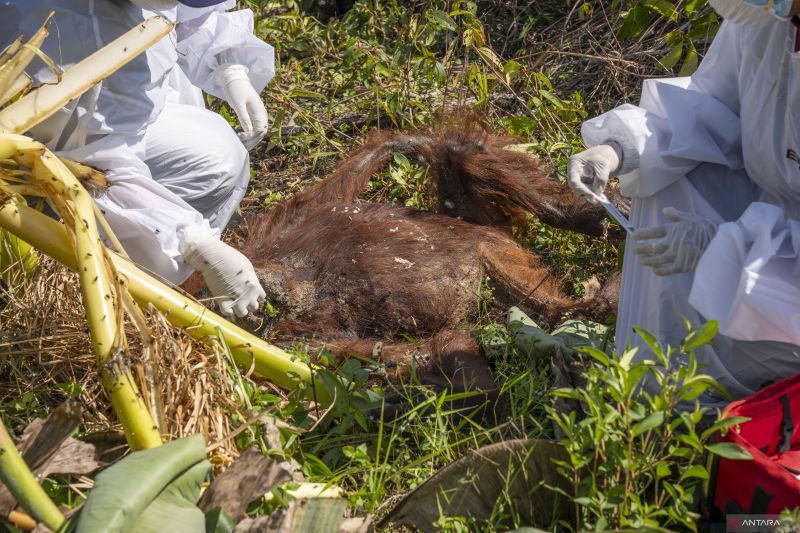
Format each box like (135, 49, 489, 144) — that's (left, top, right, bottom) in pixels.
(0, 136, 162, 450)
(0, 417, 64, 531)
(0, 16, 173, 135)
(0, 196, 331, 403)
(0, 15, 173, 451)
(0, 13, 52, 104)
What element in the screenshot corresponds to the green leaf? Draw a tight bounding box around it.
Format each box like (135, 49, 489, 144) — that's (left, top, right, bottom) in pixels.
(393, 152, 411, 168)
(706, 442, 753, 460)
(577, 346, 610, 367)
(701, 416, 751, 440)
(75, 435, 210, 533)
(503, 60, 522, 83)
(685, 0, 705, 15)
(205, 508, 235, 533)
(643, 0, 679, 21)
(660, 44, 683, 70)
(618, 5, 652, 40)
(656, 461, 671, 479)
(632, 411, 665, 437)
(618, 345, 637, 370)
(383, 439, 575, 528)
(130, 461, 209, 533)
(680, 465, 709, 480)
(681, 321, 718, 352)
(633, 327, 663, 359)
(679, 45, 699, 76)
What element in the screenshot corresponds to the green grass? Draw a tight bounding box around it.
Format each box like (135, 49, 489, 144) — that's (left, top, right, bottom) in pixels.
(230, 2, 722, 530)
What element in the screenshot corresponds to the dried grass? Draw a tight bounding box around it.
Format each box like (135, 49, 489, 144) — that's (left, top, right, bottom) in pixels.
(530, 2, 717, 112)
(0, 255, 257, 458)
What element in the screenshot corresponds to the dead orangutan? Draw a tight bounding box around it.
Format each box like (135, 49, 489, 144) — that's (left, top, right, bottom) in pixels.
(238, 123, 623, 413)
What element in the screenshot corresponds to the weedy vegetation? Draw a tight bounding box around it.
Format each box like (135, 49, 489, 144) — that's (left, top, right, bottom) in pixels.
(0, 0, 759, 531)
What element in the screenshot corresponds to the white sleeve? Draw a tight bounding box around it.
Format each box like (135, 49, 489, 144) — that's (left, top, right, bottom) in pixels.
(689, 202, 800, 345)
(175, 1, 276, 98)
(581, 21, 744, 199)
(59, 135, 215, 285)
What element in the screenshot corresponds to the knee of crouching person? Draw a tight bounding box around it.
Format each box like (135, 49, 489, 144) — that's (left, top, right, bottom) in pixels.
(216, 135, 251, 193)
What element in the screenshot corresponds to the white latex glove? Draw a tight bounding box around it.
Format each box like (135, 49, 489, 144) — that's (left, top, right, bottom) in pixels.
(181, 227, 266, 317)
(632, 207, 718, 277)
(216, 64, 269, 151)
(567, 144, 622, 204)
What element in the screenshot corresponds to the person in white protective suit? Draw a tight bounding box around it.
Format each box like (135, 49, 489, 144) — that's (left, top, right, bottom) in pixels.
(567, 0, 800, 407)
(0, 0, 272, 317)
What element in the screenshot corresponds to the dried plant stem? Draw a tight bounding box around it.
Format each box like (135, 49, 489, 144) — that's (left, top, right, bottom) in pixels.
(0, 16, 173, 135)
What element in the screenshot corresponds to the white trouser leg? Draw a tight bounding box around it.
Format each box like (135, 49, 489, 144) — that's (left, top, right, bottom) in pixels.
(616, 163, 792, 407)
(60, 102, 249, 285)
(143, 102, 250, 233)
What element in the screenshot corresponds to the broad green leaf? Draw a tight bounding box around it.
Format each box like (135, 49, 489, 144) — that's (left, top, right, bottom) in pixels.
(383, 439, 576, 529)
(503, 60, 522, 84)
(701, 416, 751, 440)
(618, 5, 652, 40)
(685, 0, 705, 15)
(130, 461, 209, 533)
(546, 141, 571, 153)
(679, 45, 699, 76)
(393, 152, 411, 168)
(204, 508, 235, 533)
(660, 45, 683, 70)
(681, 321, 718, 352)
(633, 327, 663, 359)
(577, 346, 610, 367)
(706, 442, 753, 460)
(680, 465, 709, 480)
(632, 411, 665, 437)
(619, 348, 637, 371)
(643, 0, 679, 21)
(75, 434, 209, 533)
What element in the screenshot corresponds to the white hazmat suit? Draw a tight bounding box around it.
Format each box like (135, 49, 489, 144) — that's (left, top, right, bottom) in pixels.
(572, 7, 800, 406)
(1, 0, 273, 315)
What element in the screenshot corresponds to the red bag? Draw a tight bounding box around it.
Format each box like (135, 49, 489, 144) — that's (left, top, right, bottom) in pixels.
(708, 373, 800, 518)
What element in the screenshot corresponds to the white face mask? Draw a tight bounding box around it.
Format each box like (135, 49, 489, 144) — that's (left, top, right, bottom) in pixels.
(129, 0, 179, 11)
(708, 0, 776, 26)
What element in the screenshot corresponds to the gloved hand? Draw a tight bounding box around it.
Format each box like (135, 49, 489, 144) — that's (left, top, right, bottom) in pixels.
(181, 227, 266, 317)
(567, 144, 622, 204)
(632, 207, 718, 277)
(216, 64, 269, 150)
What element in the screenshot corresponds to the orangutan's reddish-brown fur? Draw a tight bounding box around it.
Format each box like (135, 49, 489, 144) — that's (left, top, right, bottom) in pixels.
(240, 124, 622, 411)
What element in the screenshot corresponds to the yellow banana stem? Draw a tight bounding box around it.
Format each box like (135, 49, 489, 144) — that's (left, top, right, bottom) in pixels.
(31, 150, 117, 358)
(0, 197, 331, 403)
(0, 228, 38, 284)
(0, 14, 51, 104)
(0, 417, 64, 530)
(103, 364, 162, 450)
(0, 36, 24, 67)
(0, 135, 162, 450)
(0, 16, 173, 135)
(0, 73, 31, 107)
